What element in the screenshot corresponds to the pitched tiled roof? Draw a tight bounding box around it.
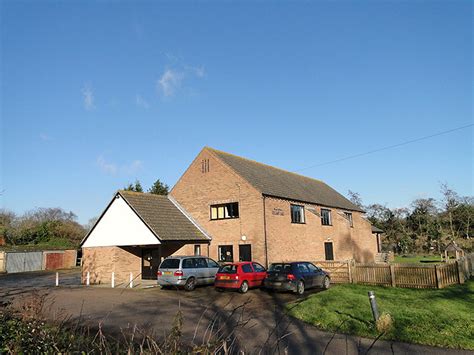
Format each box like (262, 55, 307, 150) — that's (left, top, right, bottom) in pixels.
(208, 148, 364, 212)
(119, 191, 210, 241)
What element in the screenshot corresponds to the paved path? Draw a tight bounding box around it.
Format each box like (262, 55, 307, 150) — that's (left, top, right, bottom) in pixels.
(0, 270, 472, 354)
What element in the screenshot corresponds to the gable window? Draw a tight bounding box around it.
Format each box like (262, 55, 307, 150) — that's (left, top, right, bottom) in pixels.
(218, 245, 233, 262)
(210, 202, 239, 220)
(321, 209, 332, 226)
(344, 212, 353, 227)
(291, 204, 305, 224)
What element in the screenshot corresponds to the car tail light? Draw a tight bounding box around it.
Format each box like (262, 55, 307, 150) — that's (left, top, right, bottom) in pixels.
(174, 270, 183, 277)
(287, 274, 296, 280)
(157, 271, 162, 276)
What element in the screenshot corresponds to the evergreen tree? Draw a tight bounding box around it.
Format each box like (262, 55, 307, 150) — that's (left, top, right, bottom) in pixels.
(148, 179, 169, 195)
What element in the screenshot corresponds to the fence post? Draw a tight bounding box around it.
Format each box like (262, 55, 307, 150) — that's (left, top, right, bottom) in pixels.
(86, 271, 90, 286)
(129, 272, 133, 288)
(348, 261, 353, 283)
(435, 265, 441, 289)
(456, 261, 464, 284)
(111, 272, 115, 288)
(389, 264, 396, 287)
(55, 272, 59, 287)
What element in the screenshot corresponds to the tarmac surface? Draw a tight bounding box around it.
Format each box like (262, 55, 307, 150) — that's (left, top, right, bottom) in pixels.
(0, 269, 472, 354)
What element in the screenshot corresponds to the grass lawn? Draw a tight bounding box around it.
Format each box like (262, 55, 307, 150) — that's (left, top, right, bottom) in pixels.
(287, 281, 474, 350)
(393, 255, 443, 264)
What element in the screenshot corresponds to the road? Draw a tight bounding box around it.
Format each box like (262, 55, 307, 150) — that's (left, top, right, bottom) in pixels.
(0, 270, 471, 354)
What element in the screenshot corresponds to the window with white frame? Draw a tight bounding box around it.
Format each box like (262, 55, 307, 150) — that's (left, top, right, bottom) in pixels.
(344, 212, 353, 227)
(210, 202, 239, 220)
(291, 204, 305, 224)
(321, 209, 332, 226)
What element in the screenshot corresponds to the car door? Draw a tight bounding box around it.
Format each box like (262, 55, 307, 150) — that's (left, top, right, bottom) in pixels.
(195, 257, 209, 284)
(206, 258, 220, 284)
(252, 262, 267, 286)
(296, 263, 312, 287)
(306, 262, 324, 288)
(241, 263, 256, 286)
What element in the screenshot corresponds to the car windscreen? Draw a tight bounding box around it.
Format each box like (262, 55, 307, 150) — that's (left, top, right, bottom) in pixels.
(218, 264, 237, 274)
(269, 263, 293, 273)
(160, 259, 180, 269)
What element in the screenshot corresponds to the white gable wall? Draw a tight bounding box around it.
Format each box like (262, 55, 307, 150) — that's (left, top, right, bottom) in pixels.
(82, 195, 160, 247)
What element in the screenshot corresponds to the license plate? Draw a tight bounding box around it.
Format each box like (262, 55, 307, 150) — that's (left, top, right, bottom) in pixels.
(220, 276, 230, 280)
(163, 271, 172, 276)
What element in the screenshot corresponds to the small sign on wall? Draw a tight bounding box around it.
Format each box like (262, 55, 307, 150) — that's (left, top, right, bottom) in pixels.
(272, 208, 284, 216)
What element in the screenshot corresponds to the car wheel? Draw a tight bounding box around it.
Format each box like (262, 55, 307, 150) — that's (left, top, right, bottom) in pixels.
(239, 281, 249, 294)
(184, 277, 196, 291)
(296, 280, 305, 295)
(322, 276, 330, 290)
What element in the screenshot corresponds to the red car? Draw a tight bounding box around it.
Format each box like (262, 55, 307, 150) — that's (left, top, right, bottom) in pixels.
(214, 261, 267, 293)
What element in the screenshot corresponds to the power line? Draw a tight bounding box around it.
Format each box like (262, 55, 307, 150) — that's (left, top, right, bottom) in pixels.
(293, 123, 473, 172)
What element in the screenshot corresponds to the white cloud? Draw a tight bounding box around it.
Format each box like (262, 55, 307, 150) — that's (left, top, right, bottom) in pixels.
(97, 155, 117, 175)
(122, 160, 143, 175)
(97, 155, 143, 176)
(186, 65, 206, 78)
(135, 94, 150, 109)
(158, 69, 184, 97)
(82, 85, 95, 110)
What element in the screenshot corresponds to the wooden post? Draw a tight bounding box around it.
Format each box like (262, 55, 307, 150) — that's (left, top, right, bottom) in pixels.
(348, 261, 353, 284)
(111, 272, 115, 288)
(389, 265, 396, 287)
(55, 272, 59, 287)
(86, 271, 90, 286)
(129, 272, 133, 288)
(435, 265, 441, 289)
(456, 261, 464, 284)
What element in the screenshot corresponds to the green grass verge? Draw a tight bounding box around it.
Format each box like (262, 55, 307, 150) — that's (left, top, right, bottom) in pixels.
(393, 255, 443, 264)
(287, 281, 474, 350)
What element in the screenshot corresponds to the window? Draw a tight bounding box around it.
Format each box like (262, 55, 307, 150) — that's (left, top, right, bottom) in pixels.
(306, 263, 320, 273)
(207, 259, 219, 268)
(182, 258, 196, 269)
(344, 212, 353, 227)
(252, 263, 266, 272)
(321, 209, 332, 225)
(160, 258, 180, 269)
(242, 264, 253, 273)
(210, 202, 239, 220)
(291, 204, 305, 224)
(297, 263, 309, 273)
(218, 245, 233, 262)
(218, 264, 237, 273)
(195, 258, 208, 268)
(194, 245, 201, 256)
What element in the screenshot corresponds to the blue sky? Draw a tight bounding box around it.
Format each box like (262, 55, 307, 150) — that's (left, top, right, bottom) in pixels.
(1, 1, 472, 224)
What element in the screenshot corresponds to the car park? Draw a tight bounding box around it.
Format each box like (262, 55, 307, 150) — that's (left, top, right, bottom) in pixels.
(157, 256, 220, 291)
(214, 261, 267, 293)
(263, 262, 330, 295)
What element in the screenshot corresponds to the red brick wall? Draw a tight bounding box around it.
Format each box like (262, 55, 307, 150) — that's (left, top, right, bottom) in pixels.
(82, 246, 141, 285)
(170, 148, 267, 265)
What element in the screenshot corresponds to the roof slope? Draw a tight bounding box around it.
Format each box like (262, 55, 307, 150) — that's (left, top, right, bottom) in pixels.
(208, 148, 363, 212)
(119, 191, 210, 241)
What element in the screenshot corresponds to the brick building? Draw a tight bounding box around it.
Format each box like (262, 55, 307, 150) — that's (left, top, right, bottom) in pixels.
(81, 147, 378, 284)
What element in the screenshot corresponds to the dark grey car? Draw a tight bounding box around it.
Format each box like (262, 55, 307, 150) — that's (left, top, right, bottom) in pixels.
(263, 262, 330, 295)
(157, 256, 220, 291)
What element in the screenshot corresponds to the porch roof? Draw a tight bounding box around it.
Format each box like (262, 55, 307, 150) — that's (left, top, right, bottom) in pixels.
(119, 191, 210, 242)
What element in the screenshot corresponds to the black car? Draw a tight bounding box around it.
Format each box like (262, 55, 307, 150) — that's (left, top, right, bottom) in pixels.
(263, 262, 330, 295)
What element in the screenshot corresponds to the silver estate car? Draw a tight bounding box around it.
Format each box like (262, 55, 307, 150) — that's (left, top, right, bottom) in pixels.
(157, 256, 220, 291)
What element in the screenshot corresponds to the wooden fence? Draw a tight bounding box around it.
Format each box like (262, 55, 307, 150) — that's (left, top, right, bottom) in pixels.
(314, 253, 474, 289)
